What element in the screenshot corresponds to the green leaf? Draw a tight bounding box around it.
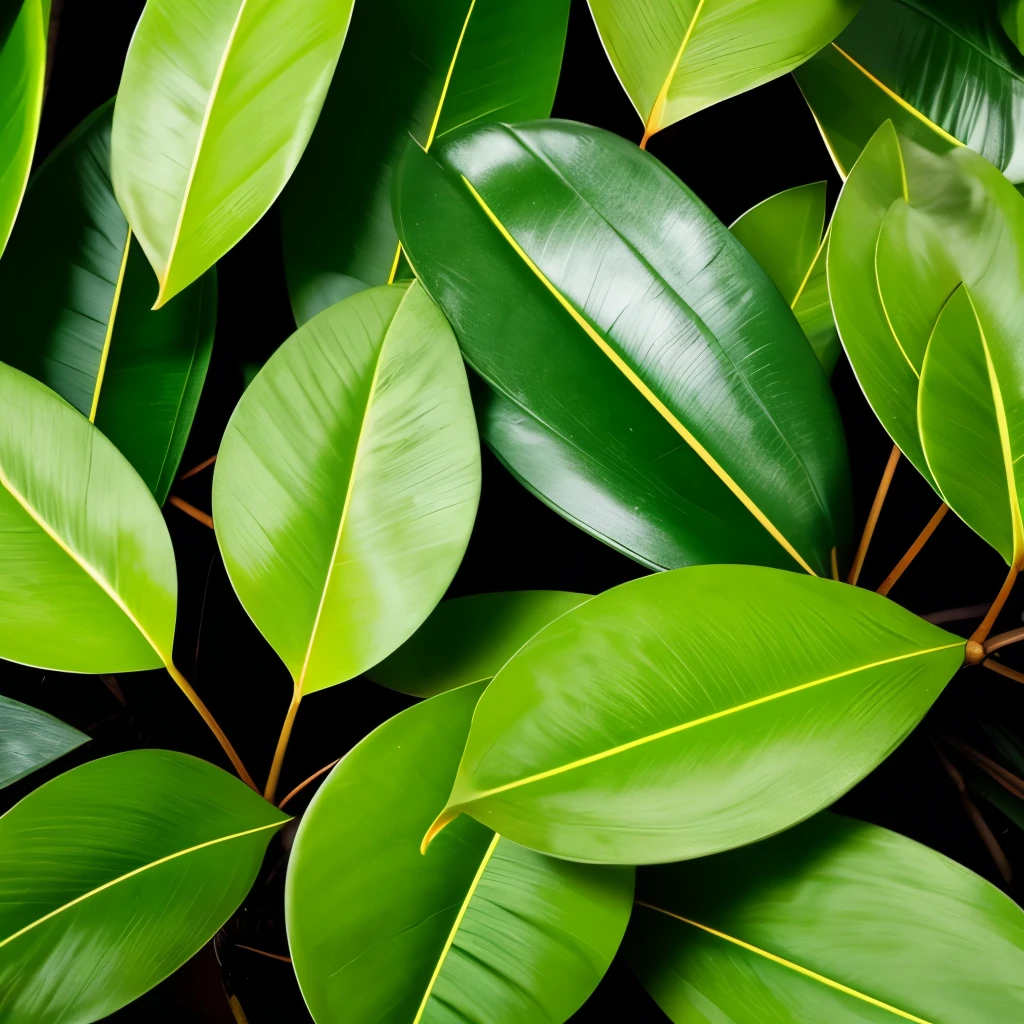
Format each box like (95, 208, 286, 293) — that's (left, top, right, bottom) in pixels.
(794, 0, 1024, 182)
(730, 181, 841, 372)
(0, 102, 216, 504)
(213, 282, 480, 695)
(287, 683, 633, 1024)
(367, 590, 589, 697)
(626, 813, 1024, 1022)
(0, 362, 177, 673)
(394, 120, 852, 577)
(111, 0, 355, 308)
(0, 750, 286, 1023)
(0, 0, 44, 258)
(426, 565, 963, 865)
(282, 0, 570, 325)
(0, 695, 87, 788)
(587, 0, 861, 143)
(1001, 0, 1024, 52)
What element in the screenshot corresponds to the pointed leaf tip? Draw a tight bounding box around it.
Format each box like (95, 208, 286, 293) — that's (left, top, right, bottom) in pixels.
(421, 808, 459, 854)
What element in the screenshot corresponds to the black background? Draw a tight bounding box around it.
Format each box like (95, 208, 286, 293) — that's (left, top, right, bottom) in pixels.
(3, 1, 1023, 1020)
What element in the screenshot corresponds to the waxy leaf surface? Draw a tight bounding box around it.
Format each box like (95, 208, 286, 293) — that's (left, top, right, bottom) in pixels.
(0, 695, 87, 788)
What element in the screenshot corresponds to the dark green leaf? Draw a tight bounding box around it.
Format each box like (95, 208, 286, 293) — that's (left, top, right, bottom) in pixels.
(0, 695, 87, 788)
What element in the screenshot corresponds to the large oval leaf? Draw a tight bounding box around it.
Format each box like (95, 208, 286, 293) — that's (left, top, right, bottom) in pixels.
(0, 750, 286, 1023)
(368, 590, 589, 697)
(587, 0, 861, 144)
(426, 565, 964, 865)
(626, 813, 1024, 1022)
(213, 282, 480, 695)
(0, 362, 177, 673)
(282, 0, 569, 324)
(0, 102, 216, 503)
(112, 0, 354, 307)
(0, 695, 87, 788)
(794, 0, 1024, 181)
(287, 682, 632, 1024)
(395, 120, 852, 577)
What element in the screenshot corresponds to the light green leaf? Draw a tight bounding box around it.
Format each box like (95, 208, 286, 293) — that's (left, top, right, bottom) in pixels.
(282, 0, 570, 324)
(1002, 0, 1024, 52)
(213, 282, 480, 695)
(0, 695, 87, 788)
(627, 813, 1024, 1023)
(0, 750, 286, 1024)
(111, 0, 355, 307)
(287, 683, 632, 1024)
(367, 591, 589, 697)
(426, 565, 963, 865)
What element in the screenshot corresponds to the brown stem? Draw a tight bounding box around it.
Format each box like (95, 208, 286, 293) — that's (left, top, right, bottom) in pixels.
(179, 454, 217, 481)
(945, 738, 1024, 801)
(921, 603, 990, 626)
(100, 674, 126, 706)
(969, 563, 1020, 651)
(984, 626, 1024, 656)
(848, 444, 900, 586)
(278, 758, 340, 810)
(264, 690, 301, 803)
(235, 944, 291, 964)
(876, 504, 948, 597)
(169, 495, 214, 529)
(982, 658, 1024, 686)
(228, 996, 250, 1024)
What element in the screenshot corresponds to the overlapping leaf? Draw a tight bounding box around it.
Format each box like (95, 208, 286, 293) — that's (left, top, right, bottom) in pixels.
(0, 696, 87, 788)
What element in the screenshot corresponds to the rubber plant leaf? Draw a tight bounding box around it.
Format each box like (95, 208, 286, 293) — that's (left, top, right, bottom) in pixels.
(794, 0, 1024, 182)
(367, 590, 589, 697)
(0, 751, 286, 1024)
(0, 101, 216, 504)
(587, 0, 861, 145)
(0, 0, 44, 257)
(626, 813, 1024, 1022)
(730, 181, 841, 372)
(111, 0, 355, 307)
(0, 362, 178, 674)
(281, 0, 570, 325)
(0, 695, 87, 789)
(287, 682, 633, 1024)
(213, 282, 480, 695)
(424, 564, 964, 865)
(1001, 0, 1024, 52)
(394, 120, 852, 577)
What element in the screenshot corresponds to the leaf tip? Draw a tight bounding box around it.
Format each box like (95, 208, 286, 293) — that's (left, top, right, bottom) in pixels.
(421, 808, 459, 854)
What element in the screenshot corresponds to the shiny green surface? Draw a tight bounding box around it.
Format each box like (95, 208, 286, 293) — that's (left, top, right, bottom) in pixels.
(282, 0, 569, 324)
(395, 120, 852, 577)
(287, 683, 633, 1024)
(368, 590, 589, 697)
(434, 565, 963, 865)
(0, 362, 177, 673)
(730, 181, 840, 372)
(795, 0, 1024, 181)
(1002, 0, 1024, 51)
(0, 102, 216, 503)
(587, 0, 860, 138)
(112, 0, 354, 306)
(213, 283, 480, 694)
(0, 751, 286, 1024)
(626, 813, 1024, 1023)
(0, 695, 87, 788)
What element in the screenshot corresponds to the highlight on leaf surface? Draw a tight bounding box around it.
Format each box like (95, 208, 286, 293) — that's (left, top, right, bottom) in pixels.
(0, 695, 87, 789)
(394, 119, 852, 577)
(287, 682, 633, 1024)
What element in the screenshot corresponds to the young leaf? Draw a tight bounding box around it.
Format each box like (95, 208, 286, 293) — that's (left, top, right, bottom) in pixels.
(587, 0, 861, 145)
(367, 590, 589, 697)
(282, 0, 570, 324)
(0, 751, 286, 1023)
(0, 101, 217, 504)
(394, 120, 852, 577)
(426, 565, 963, 865)
(111, 0, 355, 307)
(287, 683, 633, 1024)
(0, 695, 87, 788)
(213, 282, 480, 695)
(627, 813, 1024, 1022)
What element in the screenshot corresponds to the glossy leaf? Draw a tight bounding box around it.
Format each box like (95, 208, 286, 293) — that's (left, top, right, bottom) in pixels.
(626, 813, 1024, 1022)
(282, 0, 570, 324)
(1002, 0, 1024, 52)
(112, 0, 355, 307)
(213, 282, 480, 694)
(395, 120, 852, 577)
(0, 362, 177, 673)
(0, 695, 87, 788)
(368, 590, 589, 697)
(0, 102, 216, 504)
(0, 750, 286, 1023)
(287, 682, 633, 1024)
(587, 0, 860, 143)
(0, 0, 44, 257)
(427, 565, 963, 865)
(730, 181, 840, 372)
(794, 0, 1024, 182)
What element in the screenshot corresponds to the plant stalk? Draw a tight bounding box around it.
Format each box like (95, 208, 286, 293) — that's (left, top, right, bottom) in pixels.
(847, 444, 900, 586)
(969, 563, 1021, 653)
(168, 495, 214, 529)
(983, 625, 1024, 656)
(278, 758, 340, 810)
(876, 504, 948, 597)
(179, 454, 217, 481)
(982, 658, 1024, 686)
(265, 690, 301, 803)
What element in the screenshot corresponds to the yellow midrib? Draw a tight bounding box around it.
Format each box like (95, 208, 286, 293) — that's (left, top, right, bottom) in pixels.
(790, 226, 827, 313)
(644, 0, 707, 140)
(90, 225, 132, 422)
(635, 901, 936, 1024)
